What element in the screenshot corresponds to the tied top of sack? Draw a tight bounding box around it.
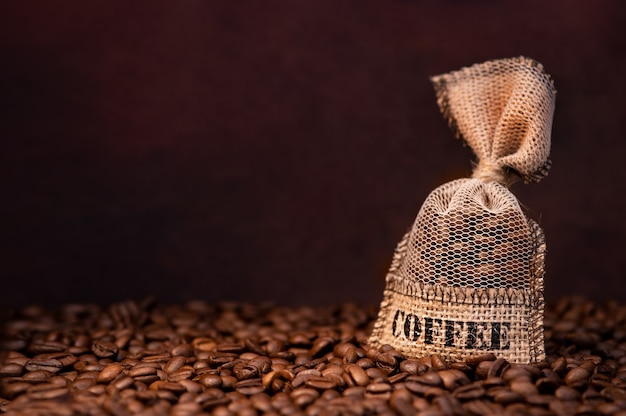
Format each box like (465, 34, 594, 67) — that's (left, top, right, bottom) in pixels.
(397, 57, 556, 291)
(431, 57, 556, 186)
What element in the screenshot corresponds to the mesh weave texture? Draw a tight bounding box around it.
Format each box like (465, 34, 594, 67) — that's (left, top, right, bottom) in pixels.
(404, 178, 534, 290)
(369, 57, 556, 363)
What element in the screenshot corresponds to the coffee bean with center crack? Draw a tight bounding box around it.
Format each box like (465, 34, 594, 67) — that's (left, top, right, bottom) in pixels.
(91, 341, 119, 359)
(97, 363, 123, 384)
(305, 377, 337, 390)
(164, 356, 186, 374)
(24, 359, 63, 373)
(346, 364, 369, 386)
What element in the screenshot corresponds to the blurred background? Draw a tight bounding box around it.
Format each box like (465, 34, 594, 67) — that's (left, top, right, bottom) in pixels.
(2, 1, 625, 307)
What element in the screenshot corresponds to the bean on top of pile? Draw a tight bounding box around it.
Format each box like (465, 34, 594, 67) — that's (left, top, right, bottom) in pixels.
(1, 298, 626, 415)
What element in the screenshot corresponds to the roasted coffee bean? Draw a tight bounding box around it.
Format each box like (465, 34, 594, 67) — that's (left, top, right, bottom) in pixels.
(22, 370, 53, 383)
(404, 379, 429, 395)
(510, 379, 539, 396)
(71, 378, 96, 391)
(235, 380, 265, 395)
(551, 356, 567, 374)
(129, 365, 158, 378)
(333, 342, 353, 358)
(502, 366, 533, 382)
(343, 348, 359, 364)
(438, 369, 470, 390)
(310, 337, 334, 357)
(113, 376, 134, 390)
(365, 367, 387, 379)
(343, 386, 366, 397)
(565, 367, 591, 390)
(248, 356, 272, 375)
(291, 387, 319, 407)
(2, 352, 29, 366)
(453, 383, 486, 400)
(27, 341, 66, 354)
(390, 389, 416, 416)
(356, 357, 376, 370)
(346, 364, 369, 386)
(292, 370, 321, 388)
(24, 358, 63, 373)
(164, 356, 187, 374)
(0, 364, 24, 377)
(482, 376, 506, 389)
(554, 385, 581, 401)
(366, 382, 392, 394)
(142, 353, 171, 364)
(168, 366, 195, 382)
(430, 354, 448, 371)
(493, 390, 525, 404)
(178, 379, 203, 394)
(191, 338, 216, 352)
(422, 371, 445, 386)
(83, 363, 105, 372)
(217, 343, 245, 354)
(153, 380, 187, 394)
(475, 360, 493, 379)
(325, 373, 346, 389)
(233, 365, 259, 380)
(170, 343, 194, 358)
(97, 363, 124, 383)
(91, 341, 119, 359)
(384, 348, 405, 363)
(399, 359, 422, 375)
(305, 376, 337, 390)
(221, 374, 238, 390)
(50, 352, 79, 368)
(375, 352, 397, 370)
(321, 364, 344, 378)
(466, 353, 497, 367)
(536, 376, 561, 393)
(196, 373, 222, 388)
(388, 372, 409, 384)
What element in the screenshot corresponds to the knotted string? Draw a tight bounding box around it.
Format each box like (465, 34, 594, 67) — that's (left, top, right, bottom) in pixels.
(472, 159, 518, 187)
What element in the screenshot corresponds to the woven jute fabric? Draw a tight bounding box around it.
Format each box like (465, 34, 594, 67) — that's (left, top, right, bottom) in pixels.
(369, 57, 556, 363)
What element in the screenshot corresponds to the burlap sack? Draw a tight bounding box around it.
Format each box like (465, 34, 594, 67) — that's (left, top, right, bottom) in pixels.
(369, 57, 556, 363)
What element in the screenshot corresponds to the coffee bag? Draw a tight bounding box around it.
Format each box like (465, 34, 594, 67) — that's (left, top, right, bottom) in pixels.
(369, 57, 556, 363)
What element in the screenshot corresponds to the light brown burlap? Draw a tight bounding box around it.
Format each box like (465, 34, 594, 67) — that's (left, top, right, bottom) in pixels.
(369, 57, 556, 363)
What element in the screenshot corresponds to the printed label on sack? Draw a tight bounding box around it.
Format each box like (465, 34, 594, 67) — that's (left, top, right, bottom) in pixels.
(374, 288, 532, 362)
(390, 309, 510, 350)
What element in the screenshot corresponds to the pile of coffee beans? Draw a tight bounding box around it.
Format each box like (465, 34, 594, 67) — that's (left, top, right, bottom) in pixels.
(2, 297, 626, 415)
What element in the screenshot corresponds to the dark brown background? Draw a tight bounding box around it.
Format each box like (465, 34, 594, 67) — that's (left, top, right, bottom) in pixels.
(2, 1, 625, 307)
